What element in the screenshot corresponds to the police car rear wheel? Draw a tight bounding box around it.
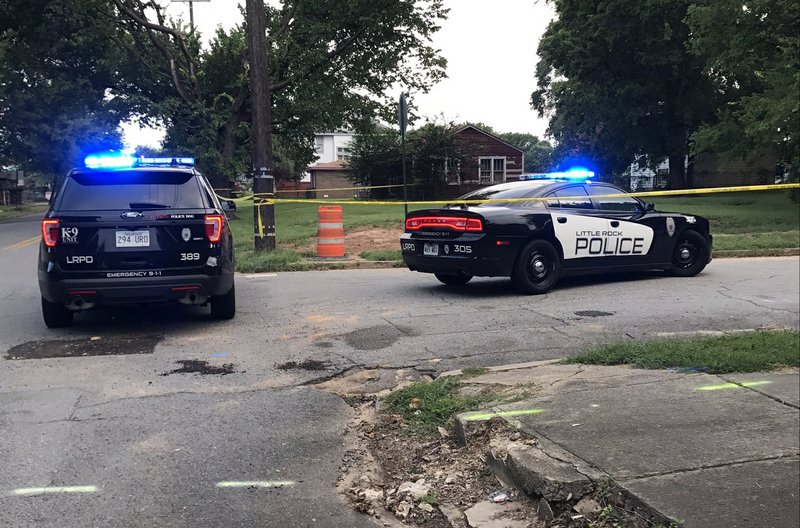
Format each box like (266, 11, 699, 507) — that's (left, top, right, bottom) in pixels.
(669, 230, 709, 277)
(512, 240, 561, 294)
(435, 273, 472, 286)
(41, 297, 74, 328)
(211, 284, 236, 320)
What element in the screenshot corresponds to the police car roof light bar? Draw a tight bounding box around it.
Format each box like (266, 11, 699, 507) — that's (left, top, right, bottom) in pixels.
(83, 153, 195, 169)
(83, 153, 137, 170)
(520, 168, 595, 181)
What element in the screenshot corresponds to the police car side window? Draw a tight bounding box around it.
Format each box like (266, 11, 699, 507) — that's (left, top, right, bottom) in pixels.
(588, 185, 640, 212)
(551, 187, 592, 209)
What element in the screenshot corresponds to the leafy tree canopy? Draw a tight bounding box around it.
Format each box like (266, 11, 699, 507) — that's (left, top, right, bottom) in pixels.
(687, 0, 800, 179)
(497, 132, 554, 172)
(532, 0, 714, 186)
(0, 0, 135, 175)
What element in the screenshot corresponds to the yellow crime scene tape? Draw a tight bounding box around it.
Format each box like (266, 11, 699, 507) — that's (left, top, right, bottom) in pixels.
(221, 182, 800, 237)
(224, 182, 800, 207)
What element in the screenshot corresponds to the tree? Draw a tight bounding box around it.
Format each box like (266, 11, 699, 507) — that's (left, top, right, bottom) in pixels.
(686, 0, 800, 184)
(348, 122, 467, 200)
(498, 132, 554, 172)
(0, 0, 134, 176)
(532, 0, 714, 187)
(111, 0, 449, 186)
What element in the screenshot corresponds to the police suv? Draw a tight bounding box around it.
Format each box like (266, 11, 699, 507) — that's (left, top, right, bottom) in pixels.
(401, 171, 712, 294)
(38, 154, 236, 327)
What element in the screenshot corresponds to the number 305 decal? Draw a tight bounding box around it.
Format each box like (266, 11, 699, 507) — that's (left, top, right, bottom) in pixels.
(180, 253, 201, 261)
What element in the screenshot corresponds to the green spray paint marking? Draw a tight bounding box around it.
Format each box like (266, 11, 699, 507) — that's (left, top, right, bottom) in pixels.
(695, 381, 772, 391)
(216, 481, 295, 489)
(12, 486, 97, 496)
(462, 408, 545, 422)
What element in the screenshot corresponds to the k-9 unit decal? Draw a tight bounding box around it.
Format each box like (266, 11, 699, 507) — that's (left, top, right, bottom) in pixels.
(551, 213, 654, 259)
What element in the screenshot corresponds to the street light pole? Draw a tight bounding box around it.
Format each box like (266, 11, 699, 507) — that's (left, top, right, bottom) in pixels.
(399, 93, 408, 217)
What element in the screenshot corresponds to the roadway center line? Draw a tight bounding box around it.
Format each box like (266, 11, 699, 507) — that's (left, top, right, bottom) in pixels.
(215, 480, 295, 489)
(2, 235, 40, 251)
(11, 485, 98, 496)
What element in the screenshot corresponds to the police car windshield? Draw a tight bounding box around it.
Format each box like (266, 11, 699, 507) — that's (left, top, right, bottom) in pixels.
(59, 171, 208, 211)
(452, 181, 550, 207)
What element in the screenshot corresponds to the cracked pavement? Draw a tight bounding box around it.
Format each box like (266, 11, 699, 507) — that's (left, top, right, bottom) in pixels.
(462, 363, 800, 527)
(1, 216, 798, 526)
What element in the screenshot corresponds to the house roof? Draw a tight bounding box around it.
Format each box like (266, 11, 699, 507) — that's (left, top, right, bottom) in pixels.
(453, 125, 525, 154)
(308, 161, 350, 171)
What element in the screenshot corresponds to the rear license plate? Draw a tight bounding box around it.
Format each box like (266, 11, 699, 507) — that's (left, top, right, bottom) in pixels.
(116, 230, 150, 248)
(423, 243, 439, 256)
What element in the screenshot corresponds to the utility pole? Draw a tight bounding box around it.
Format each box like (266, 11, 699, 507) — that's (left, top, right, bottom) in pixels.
(246, 0, 276, 251)
(170, 0, 208, 34)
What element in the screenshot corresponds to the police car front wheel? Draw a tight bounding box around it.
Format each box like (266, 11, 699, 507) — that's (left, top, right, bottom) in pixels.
(669, 230, 710, 277)
(512, 239, 562, 294)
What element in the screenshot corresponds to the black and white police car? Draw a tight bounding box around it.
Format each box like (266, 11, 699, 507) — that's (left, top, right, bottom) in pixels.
(401, 171, 712, 294)
(38, 154, 236, 327)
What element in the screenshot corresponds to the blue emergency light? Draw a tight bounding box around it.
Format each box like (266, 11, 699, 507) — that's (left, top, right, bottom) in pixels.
(83, 152, 195, 170)
(520, 168, 595, 181)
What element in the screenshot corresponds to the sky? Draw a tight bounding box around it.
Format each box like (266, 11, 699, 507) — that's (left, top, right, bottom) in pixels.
(121, 0, 555, 149)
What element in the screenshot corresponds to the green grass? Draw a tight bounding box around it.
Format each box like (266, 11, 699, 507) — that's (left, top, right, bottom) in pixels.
(565, 331, 800, 374)
(652, 191, 799, 235)
(713, 231, 800, 251)
(382, 376, 492, 434)
(0, 202, 48, 221)
(360, 249, 402, 261)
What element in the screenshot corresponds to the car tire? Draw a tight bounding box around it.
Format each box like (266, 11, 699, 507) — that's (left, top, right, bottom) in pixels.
(668, 230, 710, 277)
(211, 284, 236, 320)
(511, 239, 562, 294)
(435, 273, 472, 286)
(41, 297, 74, 328)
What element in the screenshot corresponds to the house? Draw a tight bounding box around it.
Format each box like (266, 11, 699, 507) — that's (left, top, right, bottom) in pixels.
(275, 130, 356, 196)
(306, 161, 366, 199)
(446, 125, 525, 195)
(628, 152, 778, 190)
(314, 130, 356, 164)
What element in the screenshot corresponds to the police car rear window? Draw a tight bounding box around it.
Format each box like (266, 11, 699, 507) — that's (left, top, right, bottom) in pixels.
(59, 171, 208, 211)
(455, 182, 549, 207)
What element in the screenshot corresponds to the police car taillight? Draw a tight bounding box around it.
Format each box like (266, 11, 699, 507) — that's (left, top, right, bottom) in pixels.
(42, 218, 60, 247)
(205, 214, 224, 243)
(405, 216, 483, 232)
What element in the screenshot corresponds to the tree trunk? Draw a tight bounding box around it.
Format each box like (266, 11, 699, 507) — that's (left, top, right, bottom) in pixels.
(668, 152, 686, 190)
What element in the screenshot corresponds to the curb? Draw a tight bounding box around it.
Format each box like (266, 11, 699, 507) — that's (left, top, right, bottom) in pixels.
(453, 412, 676, 525)
(714, 248, 799, 258)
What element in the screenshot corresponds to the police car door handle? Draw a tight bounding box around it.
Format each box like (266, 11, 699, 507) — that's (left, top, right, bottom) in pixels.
(610, 220, 620, 227)
(557, 217, 567, 224)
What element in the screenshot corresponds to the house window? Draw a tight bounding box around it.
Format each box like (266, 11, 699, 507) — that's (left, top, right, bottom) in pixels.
(479, 157, 506, 183)
(337, 147, 351, 160)
(315, 137, 324, 153)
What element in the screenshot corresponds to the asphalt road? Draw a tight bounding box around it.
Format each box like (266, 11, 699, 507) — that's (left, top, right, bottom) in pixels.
(1, 215, 798, 527)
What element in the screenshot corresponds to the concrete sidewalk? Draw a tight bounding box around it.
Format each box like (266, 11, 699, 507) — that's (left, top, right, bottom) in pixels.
(452, 362, 800, 528)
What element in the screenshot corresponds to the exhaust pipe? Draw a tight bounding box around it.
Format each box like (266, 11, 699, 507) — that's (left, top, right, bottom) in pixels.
(177, 292, 208, 306)
(66, 296, 96, 311)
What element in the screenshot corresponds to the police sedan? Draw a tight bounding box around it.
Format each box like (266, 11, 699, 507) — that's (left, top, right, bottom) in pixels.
(400, 172, 712, 294)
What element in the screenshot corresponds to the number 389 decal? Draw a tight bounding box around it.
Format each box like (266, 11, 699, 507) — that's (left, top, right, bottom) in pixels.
(180, 253, 201, 261)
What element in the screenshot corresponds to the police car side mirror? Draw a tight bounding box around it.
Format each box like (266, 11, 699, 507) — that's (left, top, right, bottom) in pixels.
(643, 201, 655, 212)
(222, 200, 237, 212)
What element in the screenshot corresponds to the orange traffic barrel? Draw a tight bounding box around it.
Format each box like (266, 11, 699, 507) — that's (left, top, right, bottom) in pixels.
(317, 205, 345, 257)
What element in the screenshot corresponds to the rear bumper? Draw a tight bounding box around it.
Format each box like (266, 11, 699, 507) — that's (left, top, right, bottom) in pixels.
(39, 272, 234, 305)
(400, 234, 516, 277)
